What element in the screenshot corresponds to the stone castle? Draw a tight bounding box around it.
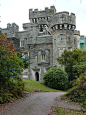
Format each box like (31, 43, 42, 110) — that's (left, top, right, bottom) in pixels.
(2, 6, 86, 81)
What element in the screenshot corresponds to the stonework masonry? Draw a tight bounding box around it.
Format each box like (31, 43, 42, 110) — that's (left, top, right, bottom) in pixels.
(1, 6, 86, 81)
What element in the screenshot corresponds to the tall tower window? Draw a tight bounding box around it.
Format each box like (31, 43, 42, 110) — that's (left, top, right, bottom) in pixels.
(60, 34, 63, 40)
(68, 37, 70, 42)
(40, 25, 43, 32)
(21, 40, 24, 47)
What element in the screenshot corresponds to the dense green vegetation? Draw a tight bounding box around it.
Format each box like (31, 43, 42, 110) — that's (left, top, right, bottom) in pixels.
(57, 49, 86, 110)
(66, 75, 86, 110)
(0, 33, 25, 103)
(43, 67, 68, 90)
(0, 77, 25, 103)
(57, 49, 86, 81)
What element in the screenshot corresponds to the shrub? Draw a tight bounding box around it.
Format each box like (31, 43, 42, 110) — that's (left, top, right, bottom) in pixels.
(43, 67, 68, 90)
(0, 77, 25, 104)
(66, 76, 86, 110)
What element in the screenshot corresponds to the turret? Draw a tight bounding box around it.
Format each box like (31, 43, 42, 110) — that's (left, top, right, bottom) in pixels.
(51, 11, 76, 67)
(74, 30, 80, 35)
(50, 12, 76, 32)
(7, 23, 11, 28)
(74, 30, 80, 49)
(29, 6, 56, 23)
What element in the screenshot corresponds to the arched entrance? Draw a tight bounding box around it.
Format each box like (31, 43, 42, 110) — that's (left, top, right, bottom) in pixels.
(35, 72, 39, 81)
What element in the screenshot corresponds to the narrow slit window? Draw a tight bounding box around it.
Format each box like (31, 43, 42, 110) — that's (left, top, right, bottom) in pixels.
(21, 40, 24, 47)
(60, 34, 63, 40)
(42, 54, 45, 61)
(68, 37, 70, 42)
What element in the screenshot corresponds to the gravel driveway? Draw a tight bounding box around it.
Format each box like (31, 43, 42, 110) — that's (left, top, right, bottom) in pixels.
(1, 92, 66, 115)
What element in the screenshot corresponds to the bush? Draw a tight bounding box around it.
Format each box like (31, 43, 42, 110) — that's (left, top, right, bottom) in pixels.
(66, 76, 86, 110)
(43, 67, 68, 90)
(0, 77, 25, 104)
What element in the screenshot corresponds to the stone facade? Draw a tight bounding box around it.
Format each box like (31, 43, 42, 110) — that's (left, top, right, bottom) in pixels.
(1, 6, 86, 81)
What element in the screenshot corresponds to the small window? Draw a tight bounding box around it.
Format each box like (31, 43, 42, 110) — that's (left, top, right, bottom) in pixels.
(68, 37, 70, 42)
(60, 34, 63, 40)
(5, 33, 7, 36)
(24, 72, 27, 75)
(24, 38, 27, 44)
(41, 54, 45, 62)
(21, 40, 24, 47)
(74, 38, 76, 44)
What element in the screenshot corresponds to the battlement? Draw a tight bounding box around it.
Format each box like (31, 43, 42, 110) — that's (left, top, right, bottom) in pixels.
(51, 11, 76, 26)
(7, 23, 19, 29)
(80, 35, 85, 40)
(74, 30, 80, 35)
(29, 6, 56, 19)
(50, 11, 76, 31)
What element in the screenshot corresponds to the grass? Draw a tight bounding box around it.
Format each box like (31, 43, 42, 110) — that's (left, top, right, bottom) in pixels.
(22, 79, 64, 92)
(56, 106, 86, 115)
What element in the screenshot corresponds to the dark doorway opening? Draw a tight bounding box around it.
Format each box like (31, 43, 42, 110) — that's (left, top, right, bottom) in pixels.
(35, 72, 39, 81)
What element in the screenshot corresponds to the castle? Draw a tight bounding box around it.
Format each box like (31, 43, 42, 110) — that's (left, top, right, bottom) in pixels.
(2, 6, 86, 81)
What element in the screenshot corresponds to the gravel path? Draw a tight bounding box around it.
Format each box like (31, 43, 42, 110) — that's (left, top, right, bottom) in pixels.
(1, 92, 81, 115)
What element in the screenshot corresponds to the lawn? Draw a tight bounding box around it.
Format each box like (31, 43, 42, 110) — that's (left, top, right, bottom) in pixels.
(22, 79, 64, 92)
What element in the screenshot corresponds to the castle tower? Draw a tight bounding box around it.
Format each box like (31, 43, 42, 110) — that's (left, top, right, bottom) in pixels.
(74, 30, 80, 49)
(50, 12, 76, 66)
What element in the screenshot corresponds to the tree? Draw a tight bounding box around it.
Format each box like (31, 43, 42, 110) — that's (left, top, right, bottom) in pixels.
(0, 33, 24, 87)
(57, 49, 86, 81)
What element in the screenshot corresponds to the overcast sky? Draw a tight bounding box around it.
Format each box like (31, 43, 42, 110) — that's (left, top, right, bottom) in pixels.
(0, 0, 86, 36)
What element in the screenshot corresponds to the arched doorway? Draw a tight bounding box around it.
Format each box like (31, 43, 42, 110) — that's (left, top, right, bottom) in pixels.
(35, 72, 39, 81)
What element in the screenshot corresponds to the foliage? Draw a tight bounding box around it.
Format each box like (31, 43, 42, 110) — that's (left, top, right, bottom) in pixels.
(0, 33, 16, 55)
(73, 62, 86, 76)
(17, 52, 30, 69)
(0, 33, 25, 103)
(0, 48, 24, 87)
(0, 77, 25, 104)
(57, 49, 86, 81)
(22, 79, 64, 92)
(0, 33, 24, 87)
(66, 75, 86, 111)
(43, 67, 68, 90)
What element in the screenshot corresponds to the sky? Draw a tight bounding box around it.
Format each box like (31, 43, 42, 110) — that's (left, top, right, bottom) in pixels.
(0, 0, 86, 36)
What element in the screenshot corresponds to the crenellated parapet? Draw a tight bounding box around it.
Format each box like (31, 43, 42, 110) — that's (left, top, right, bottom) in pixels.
(29, 6, 56, 23)
(80, 35, 85, 40)
(74, 30, 80, 35)
(7, 23, 19, 30)
(50, 11, 76, 31)
(2, 23, 19, 38)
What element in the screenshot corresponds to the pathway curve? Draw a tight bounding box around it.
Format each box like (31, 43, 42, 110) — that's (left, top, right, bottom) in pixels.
(1, 92, 65, 115)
